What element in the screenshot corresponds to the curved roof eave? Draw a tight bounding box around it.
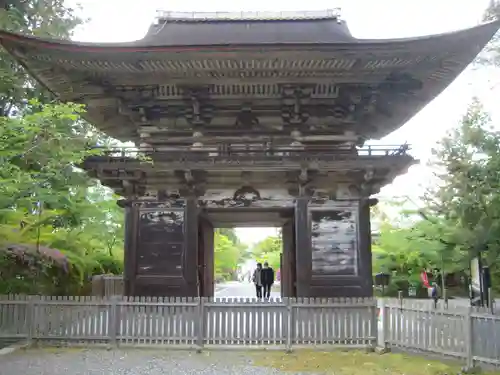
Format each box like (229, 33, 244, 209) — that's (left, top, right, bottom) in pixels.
(0, 19, 499, 52)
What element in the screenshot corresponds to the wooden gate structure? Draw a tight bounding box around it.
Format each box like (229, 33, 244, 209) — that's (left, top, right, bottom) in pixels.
(0, 10, 498, 298)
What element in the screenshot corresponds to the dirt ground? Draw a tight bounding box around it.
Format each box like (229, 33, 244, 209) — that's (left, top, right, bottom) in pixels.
(0, 348, 498, 375)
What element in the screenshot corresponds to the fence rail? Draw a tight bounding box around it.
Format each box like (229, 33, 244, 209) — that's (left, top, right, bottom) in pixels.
(380, 299, 500, 368)
(0, 295, 377, 350)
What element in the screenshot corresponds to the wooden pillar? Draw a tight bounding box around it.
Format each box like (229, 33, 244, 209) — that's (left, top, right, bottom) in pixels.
(281, 220, 292, 297)
(199, 216, 215, 297)
(184, 198, 199, 296)
(295, 197, 311, 297)
(358, 198, 375, 296)
(123, 203, 138, 296)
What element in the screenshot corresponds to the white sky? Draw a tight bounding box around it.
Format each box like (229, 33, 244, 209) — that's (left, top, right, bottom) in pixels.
(68, 0, 498, 245)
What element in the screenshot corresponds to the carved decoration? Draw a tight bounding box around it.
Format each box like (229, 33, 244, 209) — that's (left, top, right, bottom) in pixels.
(139, 200, 185, 209)
(171, 169, 206, 197)
(308, 190, 332, 205)
(233, 185, 261, 201)
(181, 85, 214, 127)
(235, 103, 260, 128)
(336, 183, 361, 200)
(199, 188, 295, 208)
(281, 85, 312, 127)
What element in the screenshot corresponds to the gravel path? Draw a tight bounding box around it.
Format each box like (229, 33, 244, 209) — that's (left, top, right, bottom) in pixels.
(0, 348, 316, 375)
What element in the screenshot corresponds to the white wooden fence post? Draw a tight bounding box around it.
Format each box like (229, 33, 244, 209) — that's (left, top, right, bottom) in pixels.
(285, 297, 293, 353)
(369, 299, 377, 351)
(26, 296, 36, 346)
(378, 300, 384, 349)
(196, 297, 205, 352)
(464, 306, 474, 369)
(380, 300, 391, 352)
(108, 296, 120, 347)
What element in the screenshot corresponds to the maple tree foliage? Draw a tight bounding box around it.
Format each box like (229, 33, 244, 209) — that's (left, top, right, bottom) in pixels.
(0, 2, 122, 294)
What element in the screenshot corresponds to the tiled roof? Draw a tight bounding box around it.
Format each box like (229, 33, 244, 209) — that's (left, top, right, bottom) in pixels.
(141, 11, 354, 46)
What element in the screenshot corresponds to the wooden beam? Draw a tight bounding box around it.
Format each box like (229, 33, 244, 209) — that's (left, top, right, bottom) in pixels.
(92, 157, 415, 173)
(84, 97, 121, 107)
(137, 126, 356, 136)
(90, 71, 390, 88)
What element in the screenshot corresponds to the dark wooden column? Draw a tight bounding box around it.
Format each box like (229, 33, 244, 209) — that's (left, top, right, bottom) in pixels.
(295, 197, 311, 297)
(357, 198, 376, 296)
(123, 202, 139, 296)
(184, 198, 199, 296)
(198, 215, 215, 297)
(281, 219, 295, 297)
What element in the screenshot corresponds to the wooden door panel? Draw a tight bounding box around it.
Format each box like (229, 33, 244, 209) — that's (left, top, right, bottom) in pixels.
(130, 201, 199, 297)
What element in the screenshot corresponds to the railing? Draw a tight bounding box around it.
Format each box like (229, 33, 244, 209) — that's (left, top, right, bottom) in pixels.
(155, 9, 341, 22)
(0, 295, 376, 350)
(89, 144, 411, 160)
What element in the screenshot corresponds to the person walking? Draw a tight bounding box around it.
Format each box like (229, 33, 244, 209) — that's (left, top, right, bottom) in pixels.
(261, 261, 275, 299)
(252, 263, 263, 298)
(431, 282, 439, 308)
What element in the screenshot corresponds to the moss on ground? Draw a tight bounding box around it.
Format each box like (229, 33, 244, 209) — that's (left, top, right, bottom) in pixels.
(250, 350, 500, 375)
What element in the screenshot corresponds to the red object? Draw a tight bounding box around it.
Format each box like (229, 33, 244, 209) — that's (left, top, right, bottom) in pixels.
(420, 271, 430, 288)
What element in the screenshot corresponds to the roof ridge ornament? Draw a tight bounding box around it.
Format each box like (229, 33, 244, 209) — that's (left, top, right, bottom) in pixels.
(154, 9, 342, 24)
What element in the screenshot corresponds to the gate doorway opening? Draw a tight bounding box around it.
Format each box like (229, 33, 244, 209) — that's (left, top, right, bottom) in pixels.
(198, 208, 297, 298)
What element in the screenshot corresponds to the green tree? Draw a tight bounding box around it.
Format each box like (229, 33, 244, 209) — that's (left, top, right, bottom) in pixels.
(479, 1, 500, 66)
(373, 101, 500, 296)
(251, 235, 282, 270)
(218, 228, 239, 244)
(0, 2, 83, 116)
(0, 101, 124, 294)
(0, 1, 126, 295)
(214, 230, 241, 281)
(423, 99, 500, 289)
(373, 218, 465, 277)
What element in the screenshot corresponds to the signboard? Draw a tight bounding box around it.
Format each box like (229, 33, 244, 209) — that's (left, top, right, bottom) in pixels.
(137, 209, 185, 276)
(470, 257, 481, 292)
(310, 208, 358, 275)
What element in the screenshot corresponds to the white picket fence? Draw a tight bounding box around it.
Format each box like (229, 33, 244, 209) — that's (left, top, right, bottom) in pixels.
(1, 295, 499, 368)
(0, 295, 377, 350)
(380, 298, 500, 368)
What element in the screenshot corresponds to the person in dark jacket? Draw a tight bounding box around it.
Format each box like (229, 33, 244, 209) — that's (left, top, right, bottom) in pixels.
(431, 282, 439, 308)
(261, 261, 275, 299)
(252, 263, 263, 298)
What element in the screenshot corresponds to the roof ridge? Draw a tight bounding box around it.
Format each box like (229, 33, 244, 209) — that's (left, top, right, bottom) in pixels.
(154, 9, 342, 24)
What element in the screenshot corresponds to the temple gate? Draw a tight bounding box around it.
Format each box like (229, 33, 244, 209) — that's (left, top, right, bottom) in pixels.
(1, 10, 497, 297)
